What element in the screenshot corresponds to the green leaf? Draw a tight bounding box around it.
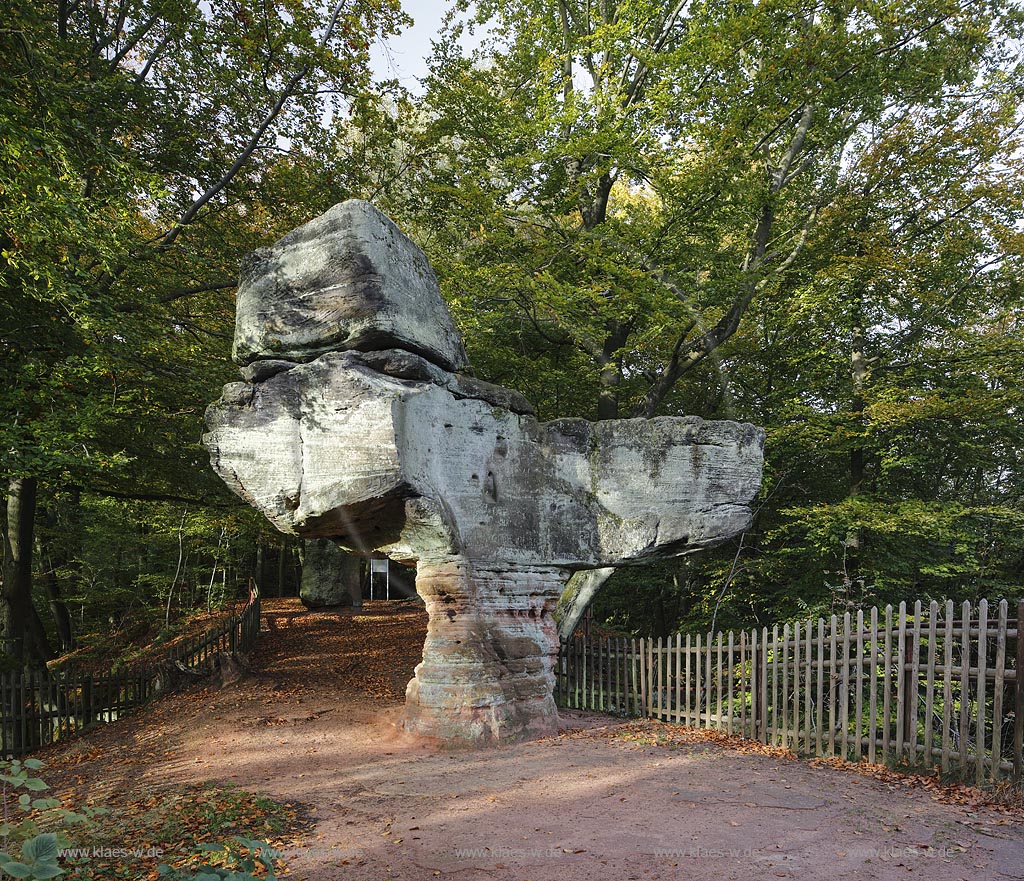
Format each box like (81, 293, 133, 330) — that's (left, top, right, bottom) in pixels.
(20, 761, 43, 771)
(22, 834, 58, 863)
(56, 812, 85, 824)
(26, 865, 63, 880)
(0, 861, 35, 879)
(21, 780, 48, 792)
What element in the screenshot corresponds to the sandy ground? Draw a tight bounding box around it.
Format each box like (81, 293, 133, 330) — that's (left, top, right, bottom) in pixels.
(45, 600, 1024, 880)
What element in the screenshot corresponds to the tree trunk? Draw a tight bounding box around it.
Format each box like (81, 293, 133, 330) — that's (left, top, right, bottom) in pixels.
(38, 553, 74, 653)
(596, 321, 630, 421)
(277, 540, 286, 598)
(1, 476, 52, 664)
(38, 499, 76, 652)
(850, 300, 867, 498)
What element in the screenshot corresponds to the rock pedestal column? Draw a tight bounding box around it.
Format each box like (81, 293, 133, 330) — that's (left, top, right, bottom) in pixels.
(402, 560, 566, 742)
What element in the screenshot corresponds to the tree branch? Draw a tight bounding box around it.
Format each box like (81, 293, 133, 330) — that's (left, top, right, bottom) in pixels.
(113, 280, 235, 313)
(158, 0, 351, 248)
(107, 12, 161, 69)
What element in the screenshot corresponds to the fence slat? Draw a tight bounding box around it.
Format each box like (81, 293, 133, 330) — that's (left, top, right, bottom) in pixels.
(613, 637, 620, 714)
(854, 610, 864, 761)
(816, 618, 825, 756)
(714, 632, 722, 730)
(924, 601, 938, 768)
(909, 600, 922, 763)
(786, 618, 794, 749)
(1015, 601, 1024, 782)
(705, 631, 713, 729)
(992, 600, 1007, 782)
(941, 600, 954, 775)
(895, 602, 907, 761)
(976, 599, 988, 785)
(638, 638, 647, 717)
(804, 617, 812, 755)
(959, 600, 971, 772)
(771, 624, 779, 746)
(751, 629, 759, 740)
(883, 605, 893, 763)
(739, 631, 747, 737)
(761, 627, 768, 743)
(829, 615, 838, 757)
(684, 634, 692, 725)
(695, 634, 702, 728)
(656, 636, 663, 719)
(868, 606, 878, 765)
(727, 630, 735, 735)
(840, 612, 851, 760)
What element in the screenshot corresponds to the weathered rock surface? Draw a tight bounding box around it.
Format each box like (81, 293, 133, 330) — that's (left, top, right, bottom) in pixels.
(232, 200, 468, 372)
(300, 539, 362, 609)
(205, 199, 765, 744)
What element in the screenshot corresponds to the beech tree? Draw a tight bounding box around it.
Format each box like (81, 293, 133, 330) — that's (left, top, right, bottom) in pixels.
(0, 0, 406, 663)
(361, 0, 1024, 628)
(385, 0, 1021, 423)
(590, 78, 1024, 631)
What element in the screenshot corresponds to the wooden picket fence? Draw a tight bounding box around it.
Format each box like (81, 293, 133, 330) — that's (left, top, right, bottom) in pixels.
(0, 583, 261, 758)
(555, 598, 1024, 786)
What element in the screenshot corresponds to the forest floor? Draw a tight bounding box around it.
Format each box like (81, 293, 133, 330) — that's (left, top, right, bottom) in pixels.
(38, 599, 1024, 881)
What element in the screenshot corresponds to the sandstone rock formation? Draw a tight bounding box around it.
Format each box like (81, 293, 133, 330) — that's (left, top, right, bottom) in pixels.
(300, 539, 362, 609)
(205, 199, 765, 744)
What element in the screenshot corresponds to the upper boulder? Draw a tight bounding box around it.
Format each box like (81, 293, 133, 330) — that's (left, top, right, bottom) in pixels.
(232, 200, 468, 372)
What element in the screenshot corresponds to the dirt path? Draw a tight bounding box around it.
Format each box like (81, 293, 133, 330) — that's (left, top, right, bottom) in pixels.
(43, 600, 1024, 880)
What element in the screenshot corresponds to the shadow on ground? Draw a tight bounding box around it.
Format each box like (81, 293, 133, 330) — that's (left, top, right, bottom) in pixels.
(41, 599, 1024, 881)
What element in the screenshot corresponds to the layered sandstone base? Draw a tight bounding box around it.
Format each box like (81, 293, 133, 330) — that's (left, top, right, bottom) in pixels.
(401, 560, 567, 743)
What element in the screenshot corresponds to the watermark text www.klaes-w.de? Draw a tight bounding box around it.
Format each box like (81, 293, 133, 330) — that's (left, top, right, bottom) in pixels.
(653, 847, 755, 859)
(58, 846, 165, 860)
(454, 847, 566, 860)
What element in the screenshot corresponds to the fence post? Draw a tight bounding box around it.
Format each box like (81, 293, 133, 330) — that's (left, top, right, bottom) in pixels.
(992, 599, 1007, 782)
(1014, 600, 1023, 782)
(905, 610, 921, 758)
(629, 638, 637, 716)
(749, 630, 757, 740)
(975, 599, 988, 785)
(760, 627, 769, 744)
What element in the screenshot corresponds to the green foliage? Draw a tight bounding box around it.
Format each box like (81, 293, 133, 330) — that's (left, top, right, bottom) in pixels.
(381, 0, 1024, 423)
(0, 833, 63, 880)
(0, 760, 107, 880)
(394, 0, 1024, 632)
(157, 838, 283, 880)
(1, 0, 410, 658)
(1, 760, 57, 853)
(0, 762, 290, 881)
(2, 0, 1022, 647)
